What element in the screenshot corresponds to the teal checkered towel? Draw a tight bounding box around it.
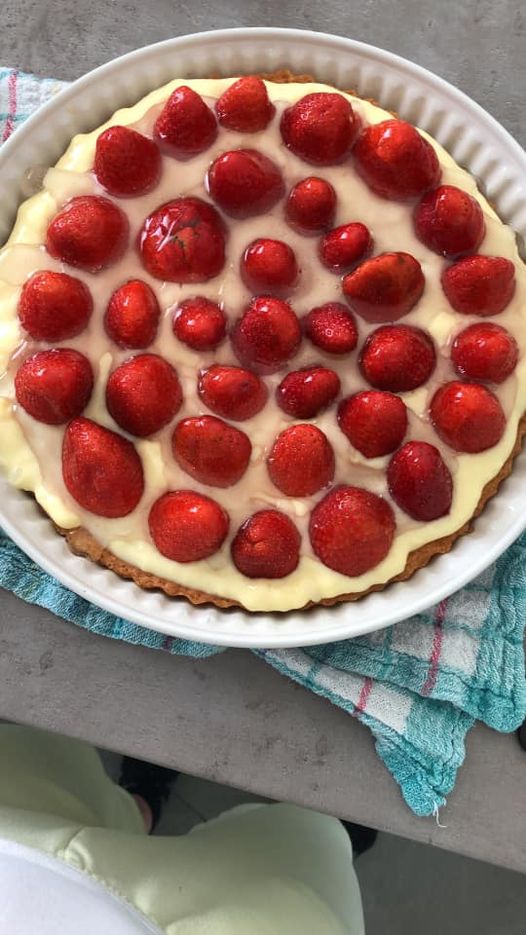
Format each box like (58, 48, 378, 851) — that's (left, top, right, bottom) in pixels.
(1, 69, 525, 817)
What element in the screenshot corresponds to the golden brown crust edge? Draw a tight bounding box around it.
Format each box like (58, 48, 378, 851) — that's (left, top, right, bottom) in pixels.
(25, 70, 526, 613)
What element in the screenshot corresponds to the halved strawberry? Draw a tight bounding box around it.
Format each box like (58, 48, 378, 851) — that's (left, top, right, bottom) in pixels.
(240, 239, 299, 295)
(153, 86, 217, 158)
(430, 381, 505, 453)
(319, 222, 373, 273)
(277, 367, 341, 419)
(104, 279, 160, 348)
(451, 322, 518, 384)
(309, 485, 395, 576)
(62, 417, 144, 517)
(46, 195, 129, 272)
(231, 295, 301, 374)
(353, 119, 441, 201)
(172, 415, 251, 487)
(387, 441, 453, 520)
(342, 252, 425, 323)
(338, 390, 407, 458)
(207, 148, 284, 218)
(15, 349, 93, 425)
(149, 490, 229, 562)
(414, 185, 485, 257)
(172, 297, 226, 351)
(267, 424, 335, 497)
(360, 324, 436, 392)
(303, 302, 358, 355)
(280, 92, 359, 165)
(106, 354, 182, 437)
(198, 364, 268, 421)
(441, 255, 516, 316)
(139, 197, 226, 282)
(231, 509, 300, 578)
(18, 270, 93, 342)
(216, 77, 275, 132)
(285, 177, 336, 233)
(94, 125, 161, 196)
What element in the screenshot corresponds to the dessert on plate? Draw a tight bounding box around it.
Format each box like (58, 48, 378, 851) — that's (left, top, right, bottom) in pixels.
(0, 72, 525, 612)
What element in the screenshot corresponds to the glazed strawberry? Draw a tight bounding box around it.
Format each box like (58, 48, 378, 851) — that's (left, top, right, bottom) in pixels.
(451, 322, 518, 384)
(216, 76, 275, 132)
(342, 252, 425, 323)
(62, 417, 144, 517)
(231, 509, 300, 578)
(280, 92, 359, 165)
(338, 391, 407, 458)
(414, 185, 485, 257)
(198, 364, 268, 421)
(319, 222, 373, 273)
(387, 441, 453, 520)
(46, 195, 129, 272)
(240, 239, 299, 295)
(207, 149, 284, 218)
(18, 270, 93, 342)
(106, 354, 183, 437)
(441, 255, 516, 316)
(172, 415, 251, 487)
(153, 85, 217, 158)
(303, 302, 358, 355)
(94, 125, 161, 196)
(15, 349, 93, 425)
(309, 485, 395, 576)
(430, 381, 505, 453)
(277, 367, 341, 419)
(231, 296, 301, 374)
(139, 197, 226, 282)
(104, 279, 160, 348)
(353, 119, 441, 201)
(172, 297, 226, 351)
(285, 177, 336, 233)
(149, 490, 229, 562)
(267, 424, 335, 497)
(360, 324, 436, 392)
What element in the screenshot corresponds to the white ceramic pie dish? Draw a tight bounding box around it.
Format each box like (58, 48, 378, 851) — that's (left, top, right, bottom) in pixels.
(1, 27, 526, 647)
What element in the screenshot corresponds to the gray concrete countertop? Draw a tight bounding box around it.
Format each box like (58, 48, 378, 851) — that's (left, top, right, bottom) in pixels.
(1, 0, 526, 872)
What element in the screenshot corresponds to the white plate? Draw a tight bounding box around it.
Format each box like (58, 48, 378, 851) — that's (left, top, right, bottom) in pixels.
(1, 28, 526, 648)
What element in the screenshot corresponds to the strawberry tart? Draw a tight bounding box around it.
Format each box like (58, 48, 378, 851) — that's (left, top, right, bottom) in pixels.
(0, 72, 525, 612)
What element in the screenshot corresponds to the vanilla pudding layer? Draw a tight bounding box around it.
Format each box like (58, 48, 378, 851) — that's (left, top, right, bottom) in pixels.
(0, 77, 525, 612)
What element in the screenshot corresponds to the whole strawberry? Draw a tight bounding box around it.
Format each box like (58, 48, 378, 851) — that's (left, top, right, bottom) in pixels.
(18, 270, 93, 342)
(414, 185, 485, 257)
(285, 177, 336, 233)
(149, 490, 229, 562)
(62, 417, 144, 517)
(231, 296, 301, 374)
(207, 148, 284, 218)
(104, 279, 160, 349)
(240, 239, 299, 295)
(216, 77, 275, 132)
(442, 255, 515, 316)
(94, 125, 161, 196)
(154, 86, 217, 158)
(309, 485, 396, 576)
(106, 354, 183, 437)
(267, 424, 335, 497)
(430, 381, 505, 453)
(172, 297, 227, 351)
(451, 322, 518, 384)
(387, 441, 453, 520)
(46, 195, 129, 272)
(172, 415, 252, 487)
(277, 367, 341, 419)
(354, 119, 441, 201)
(304, 302, 358, 355)
(360, 324, 436, 392)
(319, 222, 373, 273)
(139, 197, 226, 282)
(15, 349, 93, 425)
(343, 252, 425, 323)
(338, 391, 407, 458)
(231, 509, 301, 578)
(198, 364, 268, 421)
(280, 92, 360, 165)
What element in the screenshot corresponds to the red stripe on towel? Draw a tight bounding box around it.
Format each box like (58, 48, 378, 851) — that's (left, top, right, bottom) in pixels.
(2, 70, 18, 141)
(421, 599, 447, 696)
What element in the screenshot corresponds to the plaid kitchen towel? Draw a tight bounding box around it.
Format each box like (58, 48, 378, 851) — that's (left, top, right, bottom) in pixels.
(1, 69, 525, 817)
